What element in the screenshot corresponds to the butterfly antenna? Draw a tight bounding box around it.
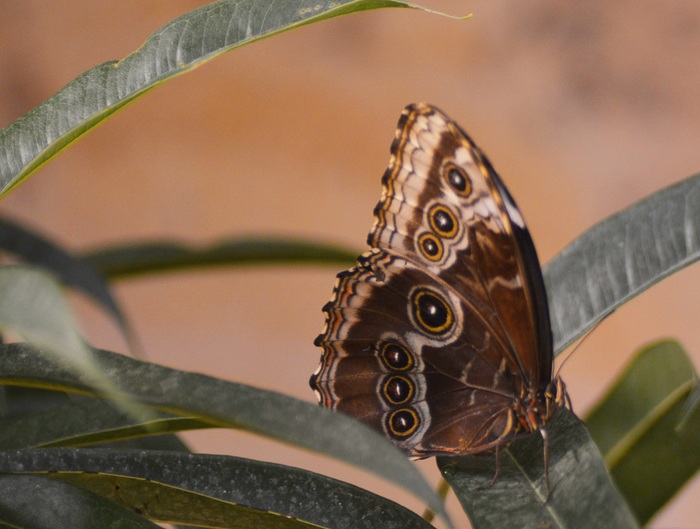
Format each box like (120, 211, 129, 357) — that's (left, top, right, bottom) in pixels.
(553, 326, 600, 380)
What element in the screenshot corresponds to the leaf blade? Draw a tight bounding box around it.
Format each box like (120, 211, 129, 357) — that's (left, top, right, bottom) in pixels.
(0, 0, 416, 196)
(0, 448, 434, 529)
(585, 340, 700, 524)
(439, 410, 639, 529)
(0, 343, 447, 524)
(545, 173, 700, 353)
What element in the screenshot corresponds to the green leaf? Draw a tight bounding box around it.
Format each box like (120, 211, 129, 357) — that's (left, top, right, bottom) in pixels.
(0, 474, 160, 529)
(0, 267, 91, 363)
(0, 396, 207, 450)
(585, 340, 699, 524)
(82, 237, 357, 280)
(545, 172, 700, 354)
(439, 409, 639, 529)
(0, 216, 132, 346)
(0, 343, 448, 525)
(0, 449, 433, 529)
(0, 0, 421, 197)
(0, 266, 151, 422)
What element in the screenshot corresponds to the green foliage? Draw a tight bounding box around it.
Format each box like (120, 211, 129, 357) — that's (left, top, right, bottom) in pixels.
(0, 1, 698, 528)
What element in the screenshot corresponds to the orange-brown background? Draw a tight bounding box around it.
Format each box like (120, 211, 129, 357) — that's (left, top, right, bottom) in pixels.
(2, 2, 699, 527)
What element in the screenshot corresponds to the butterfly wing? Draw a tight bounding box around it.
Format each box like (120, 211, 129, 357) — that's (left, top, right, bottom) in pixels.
(311, 103, 553, 457)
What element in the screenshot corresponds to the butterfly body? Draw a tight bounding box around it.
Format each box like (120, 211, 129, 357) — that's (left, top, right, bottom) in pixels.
(311, 103, 568, 461)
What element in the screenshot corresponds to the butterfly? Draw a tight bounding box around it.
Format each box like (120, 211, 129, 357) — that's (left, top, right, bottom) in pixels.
(310, 103, 568, 488)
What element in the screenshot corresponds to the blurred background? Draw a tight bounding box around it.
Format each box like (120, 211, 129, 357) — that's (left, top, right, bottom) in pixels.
(1, 1, 699, 526)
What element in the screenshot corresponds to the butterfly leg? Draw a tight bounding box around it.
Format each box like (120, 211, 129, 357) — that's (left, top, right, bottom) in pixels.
(483, 446, 501, 490)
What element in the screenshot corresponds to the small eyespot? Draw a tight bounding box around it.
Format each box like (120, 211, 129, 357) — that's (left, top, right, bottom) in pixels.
(387, 408, 419, 437)
(428, 205, 458, 238)
(381, 343, 414, 371)
(446, 165, 472, 196)
(382, 375, 413, 405)
(411, 289, 454, 335)
(417, 233, 443, 261)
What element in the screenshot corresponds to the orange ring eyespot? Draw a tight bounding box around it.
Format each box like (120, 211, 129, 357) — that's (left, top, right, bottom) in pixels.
(380, 343, 414, 371)
(387, 408, 419, 437)
(382, 375, 414, 405)
(428, 204, 458, 238)
(417, 232, 443, 261)
(411, 289, 454, 335)
(445, 164, 472, 197)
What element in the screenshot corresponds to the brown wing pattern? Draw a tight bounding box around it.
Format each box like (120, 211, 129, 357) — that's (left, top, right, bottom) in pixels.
(368, 104, 548, 387)
(311, 103, 556, 458)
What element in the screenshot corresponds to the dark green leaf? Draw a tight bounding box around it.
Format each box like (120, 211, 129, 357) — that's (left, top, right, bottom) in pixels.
(0, 0, 420, 196)
(0, 474, 159, 529)
(0, 396, 206, 450)
(0, 266, 150, 422)
(0, 449, 433, 529)
(0, 216, 131, 345)
(82, 238, 357, 279)
(0, 343, 447, 524)
(586, 340, 699, 524)
(545, 172, 700, 354)
(439, 409, 639, 529)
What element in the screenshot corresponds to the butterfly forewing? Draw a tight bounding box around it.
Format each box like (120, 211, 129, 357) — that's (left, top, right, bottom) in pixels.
(311, 103, 562, 459)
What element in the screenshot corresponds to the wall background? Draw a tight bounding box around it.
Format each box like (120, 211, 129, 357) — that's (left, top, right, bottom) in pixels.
(2, 1, 699, 527)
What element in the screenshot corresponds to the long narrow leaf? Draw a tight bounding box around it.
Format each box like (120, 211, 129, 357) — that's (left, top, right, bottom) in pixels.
(0, 449, 433, 529)
(0, 474, 160, 529)
(0, 343, 447, 524)
(82, 238, 357, 279)
(0, 0, 421, 196)
(0, 216, 131, 344)
(0, 266, 150, 423)
(0, 397, 207, 450)
(546, 172, 700, 353)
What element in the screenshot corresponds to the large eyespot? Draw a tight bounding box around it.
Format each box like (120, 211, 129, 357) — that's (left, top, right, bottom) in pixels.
(445, 164, 472, 197)
(411, 289, 454, 335)
(387, 408, 419, 437)
(428, 204, 458, 238)
(417, 232, 443, 261)
(380, 343, 414, 371)
(382, 375, 413, 405)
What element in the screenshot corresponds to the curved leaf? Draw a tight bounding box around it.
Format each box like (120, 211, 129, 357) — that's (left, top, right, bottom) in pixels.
(0, 449, 433, 529)
(0, 474, 160, 529)
(0, 216, 131, 345)
(586, 340, 700, 524)
(546, 173, 700, 353)
(0, 266, 150, 423)
(0, 397, 206, 450)
(0, 0, 419, 196)
(82, 238, 357, 280)
(438, 410, 638, 529)
(0, 343, 447, 525)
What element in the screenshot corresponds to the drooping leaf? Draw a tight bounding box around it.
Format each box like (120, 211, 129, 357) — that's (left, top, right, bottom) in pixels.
(0, 216, 132, 346)
(0, 266, 150, 422)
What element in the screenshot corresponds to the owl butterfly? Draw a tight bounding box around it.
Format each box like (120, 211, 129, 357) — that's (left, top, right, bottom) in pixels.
(310, 103, 569, 493)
